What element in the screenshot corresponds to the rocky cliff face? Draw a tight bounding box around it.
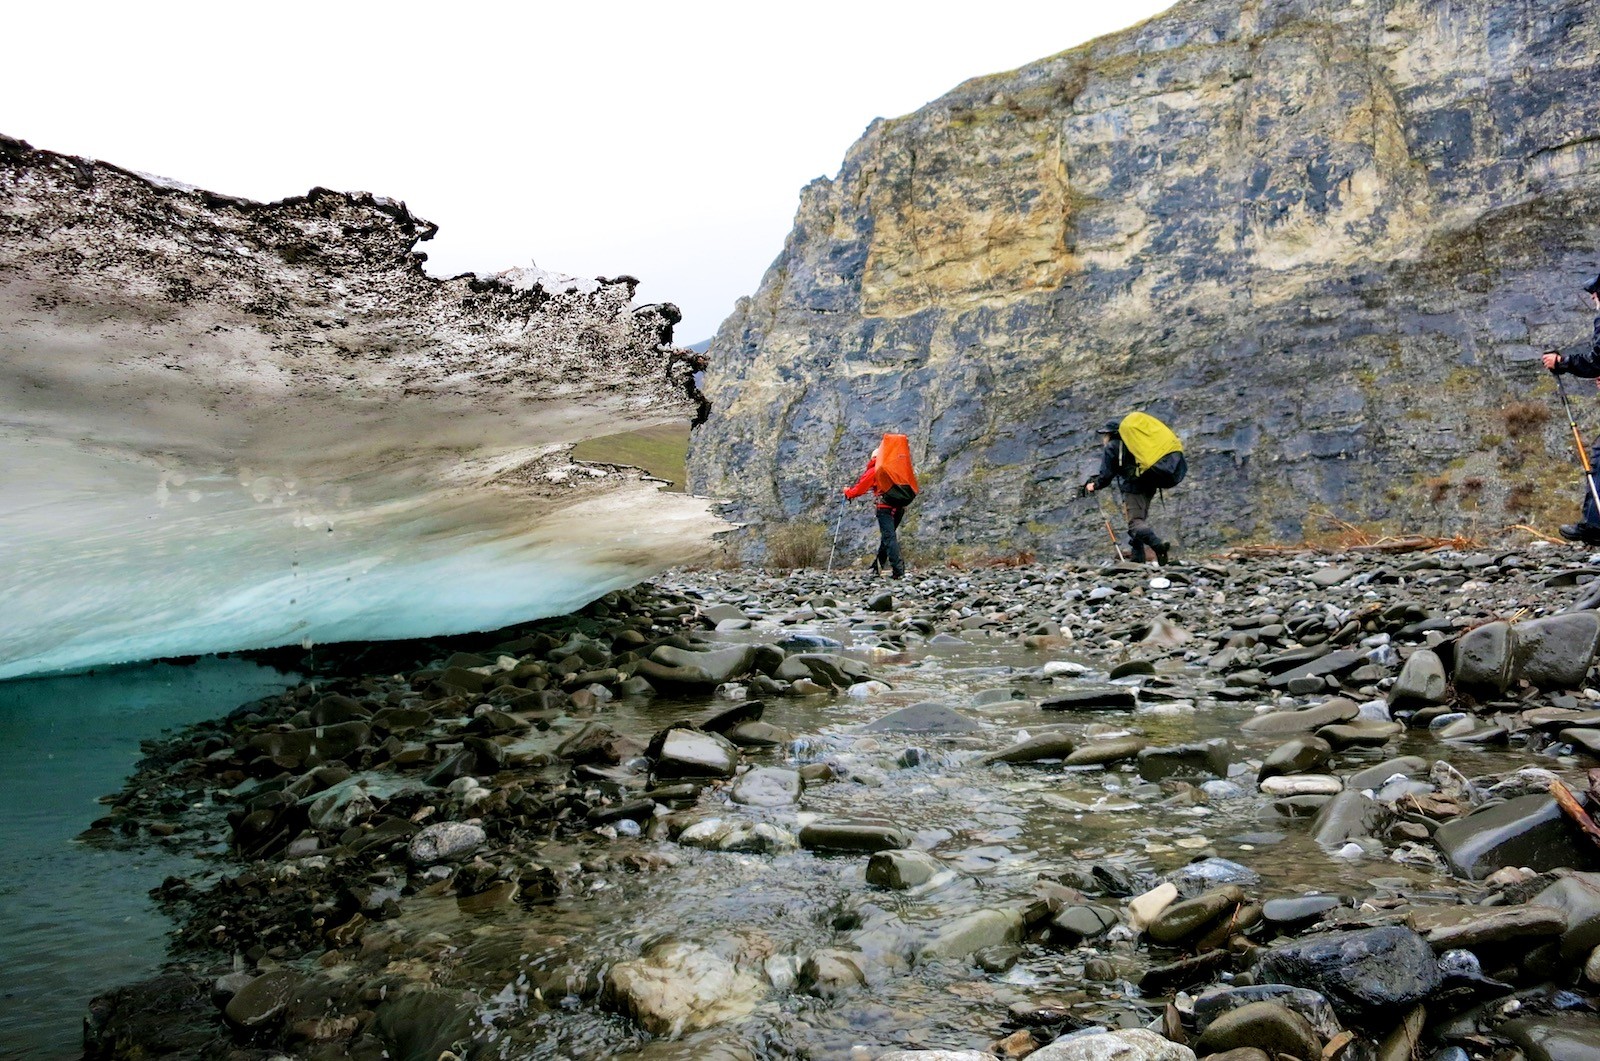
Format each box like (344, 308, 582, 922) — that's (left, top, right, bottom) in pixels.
(0, 135, 724, 678)
(690, 0, 1600, 556)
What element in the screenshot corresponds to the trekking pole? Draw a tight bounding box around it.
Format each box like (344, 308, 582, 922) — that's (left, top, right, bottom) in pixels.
(1552, 368, 1600, 522)
(826, 496, 846, 572)
(1083, 488, 1124, 562)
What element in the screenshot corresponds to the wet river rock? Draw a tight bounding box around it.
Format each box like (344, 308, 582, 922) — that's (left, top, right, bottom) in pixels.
(1192, 1001, 1322, 1060)
(603, 940, 765, 1035)
(1434, 793, 1600, 879)
(1255, 926, 1442, 1018)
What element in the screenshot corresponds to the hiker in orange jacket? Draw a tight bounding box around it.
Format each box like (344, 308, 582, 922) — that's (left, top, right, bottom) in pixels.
(843, 446, 906, 578)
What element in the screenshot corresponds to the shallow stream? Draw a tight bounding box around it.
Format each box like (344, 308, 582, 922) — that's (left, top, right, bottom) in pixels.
(0, 603, 1561, 1059)
(0, 658, 294, 1060)
(332, 620, 1528, 1058)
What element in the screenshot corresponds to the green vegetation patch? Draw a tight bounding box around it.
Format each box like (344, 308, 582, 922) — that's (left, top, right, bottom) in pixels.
(570, 423, 690, 492)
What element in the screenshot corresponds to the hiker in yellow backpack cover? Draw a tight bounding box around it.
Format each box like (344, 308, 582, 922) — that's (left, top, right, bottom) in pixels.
(843, 433, 918, 578)
(1081, 413, 1187, 565)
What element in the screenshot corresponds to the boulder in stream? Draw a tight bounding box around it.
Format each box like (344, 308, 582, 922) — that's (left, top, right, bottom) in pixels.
(1192, 1001, 1322, 1060)
(652, 728, 740, 780)
(1433, 793, 1600, 879)
(407, 822, 485, 866)
(918, 908, 1024, 961)
(799, 819, 913, 853)
(862, 703, 980, 733)
(1514, 612, 1600, 689)
(603, 940, 764, 1035)
(1026, 1028, 1196, 1060)
(1388, 648, 1447, 706)
(730, 767, 802, 807)
(1254, 926, 1441, 1018)
(866, 849, 944, 890)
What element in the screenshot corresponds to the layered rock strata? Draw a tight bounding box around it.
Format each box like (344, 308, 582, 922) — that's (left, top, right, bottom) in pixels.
(0, 135, 723, 678)
(690, 0, 1600, 556)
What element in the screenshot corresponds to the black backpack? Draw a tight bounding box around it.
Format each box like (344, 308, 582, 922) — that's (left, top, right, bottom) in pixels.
(1141, 450, 1187, 490)
(882, 483, 917, 507)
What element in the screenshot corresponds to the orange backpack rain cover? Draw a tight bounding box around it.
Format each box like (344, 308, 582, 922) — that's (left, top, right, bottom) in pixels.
(874, 433, 918, 493)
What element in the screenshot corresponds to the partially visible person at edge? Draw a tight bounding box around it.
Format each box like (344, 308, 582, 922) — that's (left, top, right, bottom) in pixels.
(1541, 274, 1600, 544)
(1083, 419, 1176, 565)
(843, 446, 906, 578)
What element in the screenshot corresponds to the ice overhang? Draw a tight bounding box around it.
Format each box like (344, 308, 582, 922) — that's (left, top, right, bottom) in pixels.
(0, 135, 727, 680)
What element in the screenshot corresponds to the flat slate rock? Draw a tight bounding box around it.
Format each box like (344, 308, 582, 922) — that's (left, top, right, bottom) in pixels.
(1526, 707, 1600, 730)
(1064, 736, 1146, 767)
(1259, 645, 1336, 675)
(654, 729, 740, 780)
(1138, 739, 1233, 781)
(1261, 895, 1341, 926)
(1409, 903, 1566, 949)
(862, 703, 980, 733)
(1346, 756, 1428, 791)
(1138, 949, 1231, 994)
(1499, 1015, 1600, 1061)
(700, 700, 765, 733)
(1562, 728, 1600, 756)
(1265, 650, 1367, 689)
(982, 732, 1077, 764)
(1194, 984, 1342, 1042)
(1316, 720, 1404, 748)
(1041, 688, 1138, 711)
(799, 820, 914, 853)
(1240, 699, 1360, 735)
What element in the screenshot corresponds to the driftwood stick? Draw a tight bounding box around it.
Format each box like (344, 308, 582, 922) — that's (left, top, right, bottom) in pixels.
(1551, 779, 1600, 850)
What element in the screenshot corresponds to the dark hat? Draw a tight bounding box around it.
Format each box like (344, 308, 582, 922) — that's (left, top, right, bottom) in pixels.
(1098, 419, 1121, 436)
(1586, 275, 1600, 296)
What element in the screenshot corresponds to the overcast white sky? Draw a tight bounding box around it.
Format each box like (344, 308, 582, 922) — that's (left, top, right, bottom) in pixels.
(7, 1, 1173, 342)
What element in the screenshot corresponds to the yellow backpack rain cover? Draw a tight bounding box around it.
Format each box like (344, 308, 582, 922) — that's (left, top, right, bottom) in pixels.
(1118, 412, 1182, 476)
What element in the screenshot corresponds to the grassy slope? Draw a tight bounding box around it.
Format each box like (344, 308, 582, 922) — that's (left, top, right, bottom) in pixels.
(570, 424, 690, 492)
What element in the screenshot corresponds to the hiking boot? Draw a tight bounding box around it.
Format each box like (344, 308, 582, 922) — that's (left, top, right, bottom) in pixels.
(1560, 524, 1600, 544)
(1153, 541, 1171, 566)
(892, 567, 906, 579)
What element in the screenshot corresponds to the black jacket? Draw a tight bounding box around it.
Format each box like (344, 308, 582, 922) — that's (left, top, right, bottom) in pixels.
(1089, 437, 1134, 491)
(1552, 318, 1600, 378)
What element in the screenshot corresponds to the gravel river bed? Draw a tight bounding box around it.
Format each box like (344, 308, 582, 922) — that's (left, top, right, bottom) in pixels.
(62, 545, 1600, 1059)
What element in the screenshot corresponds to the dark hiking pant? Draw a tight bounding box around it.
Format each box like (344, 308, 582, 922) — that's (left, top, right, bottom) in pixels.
(1120, 485, 1165, 558)
(1583, 441, 1600, 528)
(875, 506, 905, 576)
